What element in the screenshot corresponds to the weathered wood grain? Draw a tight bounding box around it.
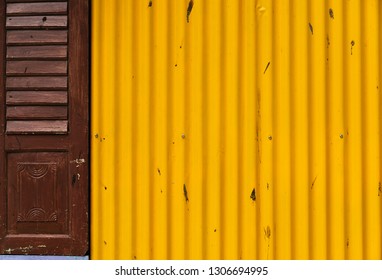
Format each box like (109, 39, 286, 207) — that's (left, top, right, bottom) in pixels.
(6, 91, 67, 105)
(7, 106, 67, 119)
(7, 2, 67, 15)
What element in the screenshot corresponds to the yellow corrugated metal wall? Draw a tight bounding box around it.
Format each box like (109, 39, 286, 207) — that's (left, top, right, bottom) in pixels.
(91, 0, 382, 259)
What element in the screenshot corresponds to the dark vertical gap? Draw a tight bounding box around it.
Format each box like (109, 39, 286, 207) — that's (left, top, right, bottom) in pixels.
(95, 0, 104, 259)
(219, 0, 226, 260)
(87, 0, 92, 259)
(289, 0, 295, 260)
(253, 3, 258, 259)
(237, 0, 244, 260)
(183, 0, 190, 260)
(287, 1, 293, 260)
(254, 1, 262, 260)
(131, 0, 138, 260)
(342, 0, 349, 260)
(324, 0, 332, 260)
(201, 0, 208, 260)
(165, 0, 173, 260)
(379, 0, 382, 260)
(360, 0, 365, 259)
(148, 1, 155, 260)
(307, 0, 312, 260)
(113, 0, 120, 259)
(271, 0, 276, 259)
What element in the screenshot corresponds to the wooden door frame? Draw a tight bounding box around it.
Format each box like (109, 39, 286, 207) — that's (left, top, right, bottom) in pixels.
(0, 0, 89, 256)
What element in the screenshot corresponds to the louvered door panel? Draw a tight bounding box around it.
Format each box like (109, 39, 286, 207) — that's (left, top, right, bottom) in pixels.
(5, 1, 68, 134)
(0, 0, 88, 256)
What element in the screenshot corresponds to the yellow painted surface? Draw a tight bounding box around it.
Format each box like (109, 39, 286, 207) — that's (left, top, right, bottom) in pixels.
(91, 0, 382, 259)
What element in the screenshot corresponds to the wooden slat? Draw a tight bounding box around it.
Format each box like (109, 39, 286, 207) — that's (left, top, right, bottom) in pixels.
(7, 61, 67, 74)
(7, 16, 67, 28)
(6, 77, 67, 89)
(7, 106, 67, 120)
(7, 0, 66, 2)
(7, 30, 67, 44)
(7, 2, 67, 15)
(6, 120, 67, 134)
(7, 45, 67, 59)
(6, 91, 67, 105)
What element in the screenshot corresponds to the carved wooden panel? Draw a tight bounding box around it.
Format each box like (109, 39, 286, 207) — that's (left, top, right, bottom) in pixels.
(7, 152, 68, 234)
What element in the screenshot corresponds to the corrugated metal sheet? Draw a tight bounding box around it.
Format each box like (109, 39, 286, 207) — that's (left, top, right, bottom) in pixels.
(91, 0, 382, 259)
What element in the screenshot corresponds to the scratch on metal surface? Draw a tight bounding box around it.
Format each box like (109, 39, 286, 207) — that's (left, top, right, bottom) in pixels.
(263, 62, 270, 74)
(187, 0, 194, 23)
(257, 5, 266, 14)
(309, 22, 313, 35)
(183, 184, 189, 202)
(311, 175, 318, 189)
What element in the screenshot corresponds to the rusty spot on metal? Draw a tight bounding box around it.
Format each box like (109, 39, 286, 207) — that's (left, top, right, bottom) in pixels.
(264, 226, 271, 239)
(148, 0, 152, 7)
(157, 168, 161, 175)
(214, 229, 217, 232)
(378, 182, 382, 196)
(309, 22, 313, 35)
(267, 183, 269, 190)
(351, 40, 355, 55)
(187, 0, 194, 23)
(250, 188, 256, 201)
(183, 183, 189, 202)
(311, 175, 318, 189)
(263, 61, 270, 74)
(329, 8, 334, 19)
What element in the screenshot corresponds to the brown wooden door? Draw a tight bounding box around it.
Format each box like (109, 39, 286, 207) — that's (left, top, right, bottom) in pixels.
(0, 0, 89, 255)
